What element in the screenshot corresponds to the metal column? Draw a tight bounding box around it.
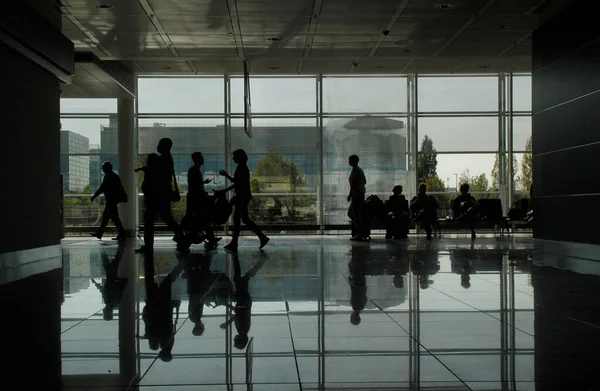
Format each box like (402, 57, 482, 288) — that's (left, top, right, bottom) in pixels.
(117, 97, 136, 237)
(317, 74, 325, 232)
(498, 74, 508, 212)
(507, 73, 515, 208)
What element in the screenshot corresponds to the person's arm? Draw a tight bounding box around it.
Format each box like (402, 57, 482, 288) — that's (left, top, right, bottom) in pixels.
(219, 170, 234, 182)
(91, 178, 106, 201)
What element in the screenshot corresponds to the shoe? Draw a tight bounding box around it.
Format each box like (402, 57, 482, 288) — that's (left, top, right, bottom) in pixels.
(224, 242, 238, 252)
(259, 236, 270, 249)
(90, 232, 102, 240)
(112, 236, 126, 241)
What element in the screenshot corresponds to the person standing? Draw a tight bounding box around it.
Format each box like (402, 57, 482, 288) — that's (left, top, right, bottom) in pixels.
(184, 152, 220, 247)
(347, 154, 367, 241)
(90, 161, 127, 241)
(213, 149, 269, 252)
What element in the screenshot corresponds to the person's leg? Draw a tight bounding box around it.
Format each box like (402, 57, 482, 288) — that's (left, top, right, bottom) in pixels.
(143, 200, 158, 249)
(158, 201, 184, 242)
(95, 204, 112, 238)
(110, 202, 126, 238)
(230, 204, 242, 245)
(239, 202, 269, 248)
(385, 215, 394, 239)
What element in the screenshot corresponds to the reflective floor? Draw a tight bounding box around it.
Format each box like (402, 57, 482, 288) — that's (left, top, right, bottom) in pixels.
(58, 235, 600, 391)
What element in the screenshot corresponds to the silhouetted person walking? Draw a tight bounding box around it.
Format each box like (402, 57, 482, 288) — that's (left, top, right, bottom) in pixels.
(220, 251, 269, 349)
(214, 149, 269, 252)
(137, 138, 186, 253)
(348, 154, 367, 241)
(91, 243, 127, 321)
(90, 161, 127, 241)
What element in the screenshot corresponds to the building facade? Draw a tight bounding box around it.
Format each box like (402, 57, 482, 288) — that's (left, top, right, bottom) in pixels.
(60, 130, 90, 192)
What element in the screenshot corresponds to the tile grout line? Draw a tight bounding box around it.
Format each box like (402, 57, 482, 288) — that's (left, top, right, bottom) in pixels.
(284, 300, 304, 390)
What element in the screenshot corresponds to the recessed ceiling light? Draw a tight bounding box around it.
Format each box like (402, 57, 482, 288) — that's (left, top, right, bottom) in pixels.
(403, 49, 411, 53)
(479, 65, 490, 69)
(268, 66, 280, 70)
(163, 66, 172, 70)
(267, 37, 281, 42)
(376, 66, 384, 69)
(434, 4, 455, 10)
(499, 25, 508, 29)
(97, 4, 113, 9)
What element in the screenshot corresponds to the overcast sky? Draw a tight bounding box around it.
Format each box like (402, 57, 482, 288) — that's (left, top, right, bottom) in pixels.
(60, 75, 532, 186)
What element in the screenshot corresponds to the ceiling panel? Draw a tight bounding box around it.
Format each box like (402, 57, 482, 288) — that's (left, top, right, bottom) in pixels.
(454, 56, 528, 73)
(320, 0, 407, 17)
(403, 0, 485, 16)
(60, 0, 573, 74)
(65, 0, 147, 16)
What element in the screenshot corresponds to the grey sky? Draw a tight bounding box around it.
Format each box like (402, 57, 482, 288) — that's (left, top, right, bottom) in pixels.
(60, 75, 532, 187)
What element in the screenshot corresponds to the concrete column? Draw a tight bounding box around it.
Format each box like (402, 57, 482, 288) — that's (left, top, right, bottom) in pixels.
(118, 97, 136, 237)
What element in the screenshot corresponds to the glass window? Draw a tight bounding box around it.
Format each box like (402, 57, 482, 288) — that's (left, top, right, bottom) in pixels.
(512, 75, 532, 112)
(138, 77, 225, 113)
(418, 117, 498, 152)
(324, 116, 408, 225)
(513, 116, 531, 152)
(323, 77, 407, 114)
(418, 76, 498, 112)
(60, 98, 117, 113)
(229, 118, 319, 225)
(230, 77, 317, 114)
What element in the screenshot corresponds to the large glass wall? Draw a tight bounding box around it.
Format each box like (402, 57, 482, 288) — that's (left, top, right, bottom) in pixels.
(60, 74, 532, 232)
(60, 99, 117, 230)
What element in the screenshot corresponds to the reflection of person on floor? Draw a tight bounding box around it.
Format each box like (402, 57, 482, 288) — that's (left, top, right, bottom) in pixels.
(142, 256, 183, 362)
(411, 249, 440, 290)
(91, 243, 127, 321)
(410, 183, 439, 240)
(220, 251, 269, 349)
(178, 250, 216, 336)
(449, 249, 474, 289)
(451, 183, 479, 239)
(348, 246, 367, 325)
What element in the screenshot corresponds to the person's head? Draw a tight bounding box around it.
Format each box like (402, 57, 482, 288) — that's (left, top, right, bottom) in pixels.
(192, 322, 205, 337)
(459, 183, 470, 195)
(418, 183, 427, 194)
(232, 149, 248, 164)
(461, 274, 471, 289)
(147, 153, 159, 166)
(350, 311, 361, 325)
(101, 161, 113, 174)
(392, 185, 403, 195)
(234, 334, 249, 350)
(348, 154, 359, 167)
(157, 138, 173, 154)
(102, 306, 114, 321)
(191, 152, 204, 166)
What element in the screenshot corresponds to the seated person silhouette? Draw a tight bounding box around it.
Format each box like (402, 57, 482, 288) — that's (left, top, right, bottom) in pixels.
(141, 256, 183, 362)
(410, 183, 439, 240)
(91, 243, 127, 321)
(385, 185, 409, 239)
(220, 252, 269, 349)
(451, 183, 479, 239)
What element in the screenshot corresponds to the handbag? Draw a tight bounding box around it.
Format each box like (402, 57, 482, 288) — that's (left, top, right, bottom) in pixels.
(170, 169, 181, 202)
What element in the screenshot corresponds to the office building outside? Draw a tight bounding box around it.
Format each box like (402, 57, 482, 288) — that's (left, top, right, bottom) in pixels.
(60, 130, 90, 192)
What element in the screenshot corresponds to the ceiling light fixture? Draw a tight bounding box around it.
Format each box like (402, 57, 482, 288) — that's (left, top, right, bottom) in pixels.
(479, 65, 490, 69)
(97, 4, 113, 9)
(268, 66, 280, 70)
(403, 49, 411, 53)
(267, 37, 281, 42)
(434, 4, 455, 10)
(163, 66, 172, 70)
(499, 25, 508, 29)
